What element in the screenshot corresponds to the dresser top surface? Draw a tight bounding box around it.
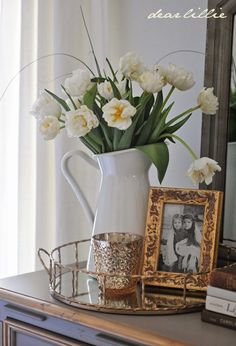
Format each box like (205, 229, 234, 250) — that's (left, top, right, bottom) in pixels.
(0, 270, 235, 346)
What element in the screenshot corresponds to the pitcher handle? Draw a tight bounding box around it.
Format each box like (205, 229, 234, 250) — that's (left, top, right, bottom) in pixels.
(61, 150, 99, 229)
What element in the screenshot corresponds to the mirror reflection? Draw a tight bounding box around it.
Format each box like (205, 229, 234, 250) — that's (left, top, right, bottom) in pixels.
(224, 15, 236, 242)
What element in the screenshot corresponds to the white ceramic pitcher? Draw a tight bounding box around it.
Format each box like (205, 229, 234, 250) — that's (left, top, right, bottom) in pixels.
(61, 148, 151, 271)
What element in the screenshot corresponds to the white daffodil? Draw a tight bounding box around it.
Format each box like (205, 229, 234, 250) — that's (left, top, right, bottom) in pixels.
(31, 91, 61, 119)
(39, 116, 60, 140)
(158, 63, 195, 91)
(98, 80, 127, 100)
(139, 70, 165, 93)
(187, 157, 221, 185)
(65, 97, 81, 110)
(65, 105, 99, 138)
(197, 87, 219, 114)
(64, 68, 93, 97)
(119, 52, 146, 80)
(102, 98, 136, 130)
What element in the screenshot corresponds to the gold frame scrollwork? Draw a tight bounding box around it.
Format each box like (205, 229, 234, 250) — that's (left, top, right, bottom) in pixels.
(142, 187, 223, 291)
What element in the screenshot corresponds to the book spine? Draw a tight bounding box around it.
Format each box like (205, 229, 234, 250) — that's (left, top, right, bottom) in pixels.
(201, 309, 236, 330)
(207, 285, 236, 302)
(210, 272, 236, 291)
(206, 295, 236, 317)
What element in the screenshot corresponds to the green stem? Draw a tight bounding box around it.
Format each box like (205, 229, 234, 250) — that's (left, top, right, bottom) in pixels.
(159, 133, 198, 160)
(61, 85, 77, 110)
(80, 6, 102, 77)
(129, 80, 133, 104)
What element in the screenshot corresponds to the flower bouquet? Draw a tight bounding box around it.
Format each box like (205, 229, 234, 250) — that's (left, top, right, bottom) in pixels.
(31, 51, 221, 185)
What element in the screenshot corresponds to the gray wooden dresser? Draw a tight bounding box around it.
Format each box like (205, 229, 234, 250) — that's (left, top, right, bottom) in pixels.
(0, 270, 235, 346)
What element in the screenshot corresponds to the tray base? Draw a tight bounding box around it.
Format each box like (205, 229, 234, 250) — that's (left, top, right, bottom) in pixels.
(50, 273, 205, 315)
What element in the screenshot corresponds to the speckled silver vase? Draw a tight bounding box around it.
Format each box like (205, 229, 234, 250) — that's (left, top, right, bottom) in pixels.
(92, 232, 144, 296)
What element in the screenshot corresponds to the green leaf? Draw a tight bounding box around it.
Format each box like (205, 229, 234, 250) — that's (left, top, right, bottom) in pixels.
(93, 103, 113, 151)
(152, 90, 163, 116)
(99, 122, 113, 151)
(106, 58, 118, 82)
(113, 128, 123, 150)
(45, 89, 70, 111)
(164, 113, 192, 134)
(133, 96, 140, 107)
(135, 91, 163, 145)
(61, 85, 77, 110)
(136, 142, 169, 184)
(128, 80, 134, 104)
(91, 77, 106, 83)
(80, 137, 98, 154)
(87, 127, 105, 152)
(116, 117, 139, 150)
(81, 135, 101, 154)
(136, 94, 154, 130)
(83, 84, 97, 109)
(108, 77, 122, 99)
(148, 102, 175, 142)
(134, 120, 147, 136)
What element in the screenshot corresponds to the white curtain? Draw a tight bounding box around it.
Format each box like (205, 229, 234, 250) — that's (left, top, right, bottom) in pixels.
(0, 0, 108, 277)
(0, 0, 22, 278)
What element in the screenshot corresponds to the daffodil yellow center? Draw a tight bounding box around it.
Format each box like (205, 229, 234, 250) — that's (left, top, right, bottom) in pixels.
(43, 122, 50, 129)
(75, 115, 87, 127)
(112, 105, 124, 121)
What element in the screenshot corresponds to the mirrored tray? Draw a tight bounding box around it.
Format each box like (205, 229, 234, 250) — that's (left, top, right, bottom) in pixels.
(38, 239, 206, 315)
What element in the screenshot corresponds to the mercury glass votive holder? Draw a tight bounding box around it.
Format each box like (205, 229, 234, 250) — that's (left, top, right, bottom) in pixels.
(92, 232, 144, 296)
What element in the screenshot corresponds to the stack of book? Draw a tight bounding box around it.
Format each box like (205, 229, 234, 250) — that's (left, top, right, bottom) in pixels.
(201, 263, 236, 330)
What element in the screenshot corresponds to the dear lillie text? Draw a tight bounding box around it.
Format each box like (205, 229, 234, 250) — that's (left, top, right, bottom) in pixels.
(147, 8, 227, 19)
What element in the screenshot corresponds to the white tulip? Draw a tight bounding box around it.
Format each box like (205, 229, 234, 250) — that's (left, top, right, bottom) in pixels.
(98, 80, 127, 100)
(197, 87, 219, 114)
(64, 69, 92, 97)
(97, 81, 114, 100)
(187, 157, 221, 185)
(65, 97, 81, 110)
(119, 52, 146, 80)
(102, 98, 136, 130)
(39, 116, 60, 140)
(65, 105, 99, 138)
(31, 91, 61, 119)
(139, 70, 165, 93)
(158, 63, 195, 91)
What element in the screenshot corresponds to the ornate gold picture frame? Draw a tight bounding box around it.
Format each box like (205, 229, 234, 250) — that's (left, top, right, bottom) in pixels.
(142, 187, 223, 291)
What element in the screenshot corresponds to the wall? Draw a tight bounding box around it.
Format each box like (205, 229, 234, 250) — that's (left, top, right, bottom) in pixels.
(104, 0, 208, 187)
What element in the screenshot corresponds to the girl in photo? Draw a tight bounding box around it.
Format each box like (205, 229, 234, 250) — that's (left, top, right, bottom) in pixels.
(175, 214, 201, 273)
(161, 214, 186, 272)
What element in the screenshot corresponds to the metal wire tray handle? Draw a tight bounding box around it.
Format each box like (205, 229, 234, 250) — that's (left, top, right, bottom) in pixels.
(37, 238, 218, 315)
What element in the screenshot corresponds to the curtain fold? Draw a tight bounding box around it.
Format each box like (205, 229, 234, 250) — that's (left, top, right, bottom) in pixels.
(0, 0, 22, 278)
(0, 0, 105, 277)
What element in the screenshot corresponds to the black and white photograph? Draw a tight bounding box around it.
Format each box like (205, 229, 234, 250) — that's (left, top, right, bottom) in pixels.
(158, 203, 205, 274)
